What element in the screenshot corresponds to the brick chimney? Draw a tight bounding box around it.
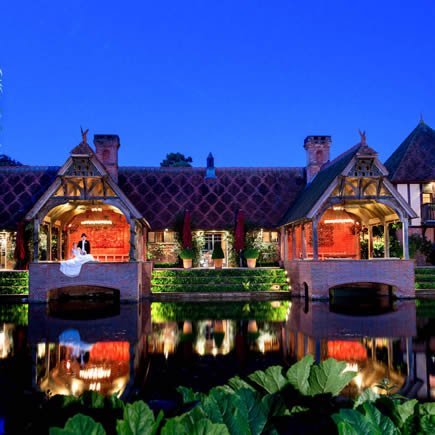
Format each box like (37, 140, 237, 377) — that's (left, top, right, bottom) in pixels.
(304, 135, 331, 183)
(94, 135, 120, 183)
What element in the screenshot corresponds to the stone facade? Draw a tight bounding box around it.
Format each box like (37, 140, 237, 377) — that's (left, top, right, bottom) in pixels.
(29, 261, 153, 302)
(284, 259, 415, 299)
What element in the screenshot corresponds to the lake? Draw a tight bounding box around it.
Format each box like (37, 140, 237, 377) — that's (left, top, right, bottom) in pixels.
(0, 296, 433, 433)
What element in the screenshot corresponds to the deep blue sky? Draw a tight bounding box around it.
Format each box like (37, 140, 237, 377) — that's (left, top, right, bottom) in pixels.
(1, 1, 434, 168)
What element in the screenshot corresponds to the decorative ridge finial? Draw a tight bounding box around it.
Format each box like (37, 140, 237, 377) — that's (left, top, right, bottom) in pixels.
(358, 129, 366, 145)
(80, 126, 89, 144)
(420, 113, 425, 125)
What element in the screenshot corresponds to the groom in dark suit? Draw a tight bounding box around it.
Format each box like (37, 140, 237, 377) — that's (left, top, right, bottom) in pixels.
(78, 233, 91, 254)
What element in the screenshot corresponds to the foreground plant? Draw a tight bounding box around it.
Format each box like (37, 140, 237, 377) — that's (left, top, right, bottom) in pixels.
(49, 356, 435, 434)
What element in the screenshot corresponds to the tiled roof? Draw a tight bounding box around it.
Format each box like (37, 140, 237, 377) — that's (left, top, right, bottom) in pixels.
(280, 144, 361, 224)
(385, 122, 435, 183)
(0, 166, 59, 230)
(70, 142, 94, 156)
(118, 167, 306, 230)
(0, 165, 305, 231)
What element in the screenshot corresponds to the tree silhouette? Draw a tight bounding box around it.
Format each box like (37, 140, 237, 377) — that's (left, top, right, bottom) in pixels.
(0, 154, 23, 166)
(160, 152, 193, 167)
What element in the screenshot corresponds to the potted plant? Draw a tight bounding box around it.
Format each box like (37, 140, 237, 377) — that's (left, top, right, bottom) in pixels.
(244, 247, 259, 268)
(212, 243, 225, 269)
(179, 248, 194, 269)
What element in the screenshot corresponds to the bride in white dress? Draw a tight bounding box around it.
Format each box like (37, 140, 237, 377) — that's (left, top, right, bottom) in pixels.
(60, 242, 96, 277)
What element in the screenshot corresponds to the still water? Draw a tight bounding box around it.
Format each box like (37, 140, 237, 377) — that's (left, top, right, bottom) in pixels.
(0, 297, 434, 430)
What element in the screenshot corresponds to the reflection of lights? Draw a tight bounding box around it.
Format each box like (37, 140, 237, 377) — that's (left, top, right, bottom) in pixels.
(37, 343, 46, 359)
(354, 373, 363, 390)
(79, 367, 111, 380)
(212, 347, 217, 357)
(81, 220, 112, 225)
(66, 360, 71, 370)
(344, 363, 358, 372)
(196, 340, 205, 356)
(71, 379, 82, 396)
(271, 301, 281, 308)
(89, 382, 101, 391)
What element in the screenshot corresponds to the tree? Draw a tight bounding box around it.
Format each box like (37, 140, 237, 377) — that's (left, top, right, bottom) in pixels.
(0, 154, 22, 166)
(160, 152, 192, 167)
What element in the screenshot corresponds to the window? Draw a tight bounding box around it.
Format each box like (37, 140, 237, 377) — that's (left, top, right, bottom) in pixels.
(148, 231, 175, 243)
(262, 231, 278, 243)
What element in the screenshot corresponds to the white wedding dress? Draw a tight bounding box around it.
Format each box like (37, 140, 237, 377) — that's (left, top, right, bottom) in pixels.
(59, 248, 96, 277)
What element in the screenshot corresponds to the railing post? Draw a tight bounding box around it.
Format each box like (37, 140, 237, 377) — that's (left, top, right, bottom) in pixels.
(301, 223, 307, 259)
(402, 218, 409, 260)
(33, 218, 40, 263)
(312, 218, 319, 260)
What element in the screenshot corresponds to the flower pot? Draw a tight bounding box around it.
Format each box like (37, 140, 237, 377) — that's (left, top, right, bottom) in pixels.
(213, 258, 223, 269)
(247, 258, 257, 269)
(183, 259, 192, 269)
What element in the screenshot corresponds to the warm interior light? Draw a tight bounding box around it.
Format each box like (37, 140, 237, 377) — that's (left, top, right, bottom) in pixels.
(91, 207, 103, 212)
(324, 219, 355, 224)
(81, 220, 112, 225)
(79, 367, 111, 380)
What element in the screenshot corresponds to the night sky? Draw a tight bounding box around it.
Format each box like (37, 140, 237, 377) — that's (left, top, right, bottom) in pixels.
(0, 1, 434, 168)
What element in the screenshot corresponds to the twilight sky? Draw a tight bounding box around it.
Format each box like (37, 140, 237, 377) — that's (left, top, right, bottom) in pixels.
(0, 0, 434, 168)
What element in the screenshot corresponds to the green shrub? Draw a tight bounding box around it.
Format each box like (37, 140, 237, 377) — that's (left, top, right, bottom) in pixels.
(211, 243, 224, 259)
(179, 248, 194, 260)
(244, 247, 259, 259)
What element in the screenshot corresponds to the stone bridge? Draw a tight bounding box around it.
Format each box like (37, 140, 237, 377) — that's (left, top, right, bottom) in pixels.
(29, 261, 153, 302)
(284, 259, 415, 299)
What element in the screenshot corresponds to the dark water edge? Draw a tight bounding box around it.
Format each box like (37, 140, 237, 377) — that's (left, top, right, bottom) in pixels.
(0, 296, 433, 434)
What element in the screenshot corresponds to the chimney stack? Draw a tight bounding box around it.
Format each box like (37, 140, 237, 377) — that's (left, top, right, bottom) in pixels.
(94, 134, 120, 183)
(304, 135, 331, 183)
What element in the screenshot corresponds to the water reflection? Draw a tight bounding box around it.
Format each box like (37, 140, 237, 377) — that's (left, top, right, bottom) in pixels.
(0, 297, 433, 411)
(287, 299, 416, 397)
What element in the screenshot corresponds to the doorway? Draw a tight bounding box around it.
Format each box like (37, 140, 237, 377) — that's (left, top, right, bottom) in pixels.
(200, 232, 227, 267)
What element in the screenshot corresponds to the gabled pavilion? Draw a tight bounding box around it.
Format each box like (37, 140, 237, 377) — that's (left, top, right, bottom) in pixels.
(0, 125, 422, 300)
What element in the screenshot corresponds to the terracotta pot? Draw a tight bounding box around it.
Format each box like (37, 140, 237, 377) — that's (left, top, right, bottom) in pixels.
(247, 258, 257, 269)
(213, 258, 223, 269)
(183, 259, 192, 269)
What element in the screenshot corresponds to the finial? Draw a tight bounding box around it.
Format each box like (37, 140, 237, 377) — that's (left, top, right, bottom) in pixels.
(420, 113, 424, 125)
(358, 129, 366, 145)
(80, 126, 89, 143)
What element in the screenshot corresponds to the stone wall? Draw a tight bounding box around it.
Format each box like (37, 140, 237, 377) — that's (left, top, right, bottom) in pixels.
(29, 261, 153, 302)
(284, 259, 415, 299)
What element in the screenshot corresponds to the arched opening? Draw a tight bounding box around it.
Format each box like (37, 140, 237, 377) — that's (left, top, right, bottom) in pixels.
(42, 202, 131, 262)
(329, 282, 396, 315)
(47, 285, 120, 301)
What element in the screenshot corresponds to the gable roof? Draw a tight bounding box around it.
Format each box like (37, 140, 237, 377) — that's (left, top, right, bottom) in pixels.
(385, 122, 435, 183)
(280, 144, 361, 225)
(118, 167, 306, 230)
(0, 166, 58, 230)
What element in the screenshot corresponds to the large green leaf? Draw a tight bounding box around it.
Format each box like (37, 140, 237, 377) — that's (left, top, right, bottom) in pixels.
(116, 401, 163, 435)
(236, 388, 269, 435)
(419, 402, 435, 434)
(227, 376, 255, 392)
(353, 388, 379, 408)
(177, 386, 205, 403)
(49, 413, 106, 435)
(332, 403, 399, 435)
(308, 358, 356, 396)
(80, 391, 105, 409)
(161, 417, 229, 435)
(285, 355, 314, 395)
(248, 366, 288, 394)
(202, 387, 250, 435)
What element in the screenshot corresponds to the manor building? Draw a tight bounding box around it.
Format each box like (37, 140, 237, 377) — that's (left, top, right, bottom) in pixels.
(0, 121, 432, 300)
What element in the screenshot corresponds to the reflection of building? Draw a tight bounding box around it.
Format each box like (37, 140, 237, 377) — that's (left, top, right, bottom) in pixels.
(28, 302, 150, 399)
(37, 340, 130, 397)
(286, 299, 417, 396)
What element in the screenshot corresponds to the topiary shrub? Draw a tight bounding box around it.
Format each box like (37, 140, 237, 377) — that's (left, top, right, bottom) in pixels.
(211, 243, 224, 260)
(244, 247, 259, 259)
(179, 248, 194, 260)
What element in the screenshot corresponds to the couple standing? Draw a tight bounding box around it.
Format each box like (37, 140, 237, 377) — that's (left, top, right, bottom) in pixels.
(60, 234, 96, 277)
